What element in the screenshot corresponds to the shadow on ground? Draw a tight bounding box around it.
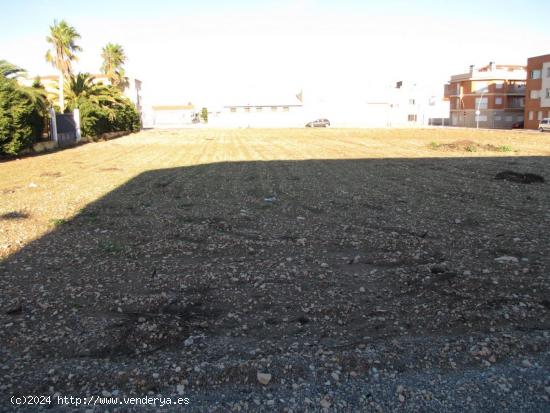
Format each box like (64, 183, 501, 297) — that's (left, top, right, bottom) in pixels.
(1, 156, 549, 409)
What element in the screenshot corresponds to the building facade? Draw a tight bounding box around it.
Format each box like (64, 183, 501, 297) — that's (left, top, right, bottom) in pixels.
(445, 62, 526, 129)
(149, 103, 197, 127)
(525, 54, 550, 129)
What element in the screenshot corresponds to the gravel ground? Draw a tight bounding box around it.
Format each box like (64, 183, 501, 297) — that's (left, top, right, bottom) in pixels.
(0, 128, 549, 412)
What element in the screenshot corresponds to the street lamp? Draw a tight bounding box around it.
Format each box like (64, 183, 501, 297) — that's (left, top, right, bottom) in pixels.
(476, 91, 486, 129)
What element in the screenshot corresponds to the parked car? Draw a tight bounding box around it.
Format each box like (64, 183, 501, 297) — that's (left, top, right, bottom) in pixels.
(539, 118, 550, 132)
(306, 118, 330, 128)
(511, 121, 524, 129)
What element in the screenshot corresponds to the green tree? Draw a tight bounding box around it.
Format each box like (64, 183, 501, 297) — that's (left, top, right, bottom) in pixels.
(0, 76, 44, 155)
(0, 60, 26, 78)
(63, 73, 118, 114)
(200, 107, 208, 123)
(60, 73, 140, 138)
(100, 43, 128, 90)
(45, 20, 82, 111)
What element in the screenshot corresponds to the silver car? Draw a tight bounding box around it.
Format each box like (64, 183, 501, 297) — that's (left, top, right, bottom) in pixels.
(539, 118, 550, 132)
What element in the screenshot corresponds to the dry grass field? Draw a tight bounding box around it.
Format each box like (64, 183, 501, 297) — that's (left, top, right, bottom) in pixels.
(1, 128, 549, 411)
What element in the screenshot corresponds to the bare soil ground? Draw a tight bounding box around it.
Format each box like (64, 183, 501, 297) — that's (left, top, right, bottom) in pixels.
(1, 128, 549, 412)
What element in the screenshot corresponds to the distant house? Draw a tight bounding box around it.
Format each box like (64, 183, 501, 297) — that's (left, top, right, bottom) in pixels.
(150, 103, 197, 128)
(216, 92, 305, 127)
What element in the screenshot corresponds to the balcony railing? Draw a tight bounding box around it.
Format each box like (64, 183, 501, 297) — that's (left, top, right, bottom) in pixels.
(507, 86, 526, 94)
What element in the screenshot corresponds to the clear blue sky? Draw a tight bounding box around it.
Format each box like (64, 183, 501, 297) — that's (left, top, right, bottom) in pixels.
(2, 0, 549, 32)
(1, 0, 549, 104)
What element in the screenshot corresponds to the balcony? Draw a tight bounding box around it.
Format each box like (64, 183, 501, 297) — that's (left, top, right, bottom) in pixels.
(507, 85, 526, 95)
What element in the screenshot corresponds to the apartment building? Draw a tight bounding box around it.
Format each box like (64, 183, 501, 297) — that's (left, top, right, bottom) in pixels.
(445, 62, 526, 128)
(525, 54, 550, 129)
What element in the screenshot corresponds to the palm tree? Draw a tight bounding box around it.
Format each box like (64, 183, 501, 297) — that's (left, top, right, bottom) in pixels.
(0, 60, 26, 78)
(45, 20, 82, 111)
(100, 43, 127, 89)
(62, 73, 124, 120)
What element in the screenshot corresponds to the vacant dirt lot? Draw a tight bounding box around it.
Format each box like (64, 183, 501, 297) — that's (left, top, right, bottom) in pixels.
(1, 128, 549, 412)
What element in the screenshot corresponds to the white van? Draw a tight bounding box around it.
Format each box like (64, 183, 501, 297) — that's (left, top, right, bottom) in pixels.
(539, 118, 550, 132)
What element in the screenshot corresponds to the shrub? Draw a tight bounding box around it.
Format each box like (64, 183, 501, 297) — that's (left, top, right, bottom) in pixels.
(0, 77, 44, 155)
(112, 98, 141, 133)
(78, 94, 140, 138)
(200, 107, 208, 123)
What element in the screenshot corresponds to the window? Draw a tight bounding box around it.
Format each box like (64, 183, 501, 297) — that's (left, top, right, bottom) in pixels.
(505, 116, 513, 122)
(409, 99, 415, 105)
(538, 111, 543, 120)
(531, 70, 541, 79)
(256, 107, 263, 112)
(473, 81, 489, 93)
(229, 107, 237, 113)
(271, 106, 277, 112)
(517, 116, 523, 121)
(408, 114, 417, 122)
(547, 67, 550, 78)
(530, 90, 540, 99)
(495, 97, 502, 105)
(283, 106, 290, 112)
(508, 97, 524, 108)
(475, 97, 488, 109)
(244, 107, 251, 113)
(495, 81, 504, 89)
(546, 88, 550, 98)
(494, 115, 502, 121)
(529, 111, 534, 120)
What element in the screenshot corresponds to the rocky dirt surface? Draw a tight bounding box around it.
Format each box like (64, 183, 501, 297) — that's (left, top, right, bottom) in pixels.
(1, 128, 549, 412)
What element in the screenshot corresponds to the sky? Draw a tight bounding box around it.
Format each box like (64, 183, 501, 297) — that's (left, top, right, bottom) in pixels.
(1, 0, 550, 106)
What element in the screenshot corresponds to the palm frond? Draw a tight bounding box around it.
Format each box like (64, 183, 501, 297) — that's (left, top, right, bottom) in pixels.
(0, 59, 27, 78)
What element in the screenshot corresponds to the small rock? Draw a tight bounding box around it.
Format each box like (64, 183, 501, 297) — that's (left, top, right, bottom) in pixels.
(257, 372, 272, 385)
(494, 256, 518, 264)
(29, 182, 38, 188)
(359, 287, 365, 293)
(184, 337, 194, 346)
(320, 396, 331, 409)
(177, 385, 185, 395)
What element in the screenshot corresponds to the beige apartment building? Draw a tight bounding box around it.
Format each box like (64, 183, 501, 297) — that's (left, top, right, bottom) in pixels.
(445, 62, 526, 128)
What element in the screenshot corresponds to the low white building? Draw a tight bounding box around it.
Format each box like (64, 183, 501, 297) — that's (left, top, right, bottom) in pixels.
(147, 103, 197, 128)
(211, 92, 305, 127)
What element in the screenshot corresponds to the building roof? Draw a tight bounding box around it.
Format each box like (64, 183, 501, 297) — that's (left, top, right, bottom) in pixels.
(152, 104, 195, 111)
(221, 89, 304, 108)
(450, 63, 526, 82)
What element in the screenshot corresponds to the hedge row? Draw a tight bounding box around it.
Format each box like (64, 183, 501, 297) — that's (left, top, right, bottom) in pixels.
(79, 96, 141, 138)
(0, 77, 44, 155)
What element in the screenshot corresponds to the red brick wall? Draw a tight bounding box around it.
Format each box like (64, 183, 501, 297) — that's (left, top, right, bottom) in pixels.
(525, 54, 550, 129)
